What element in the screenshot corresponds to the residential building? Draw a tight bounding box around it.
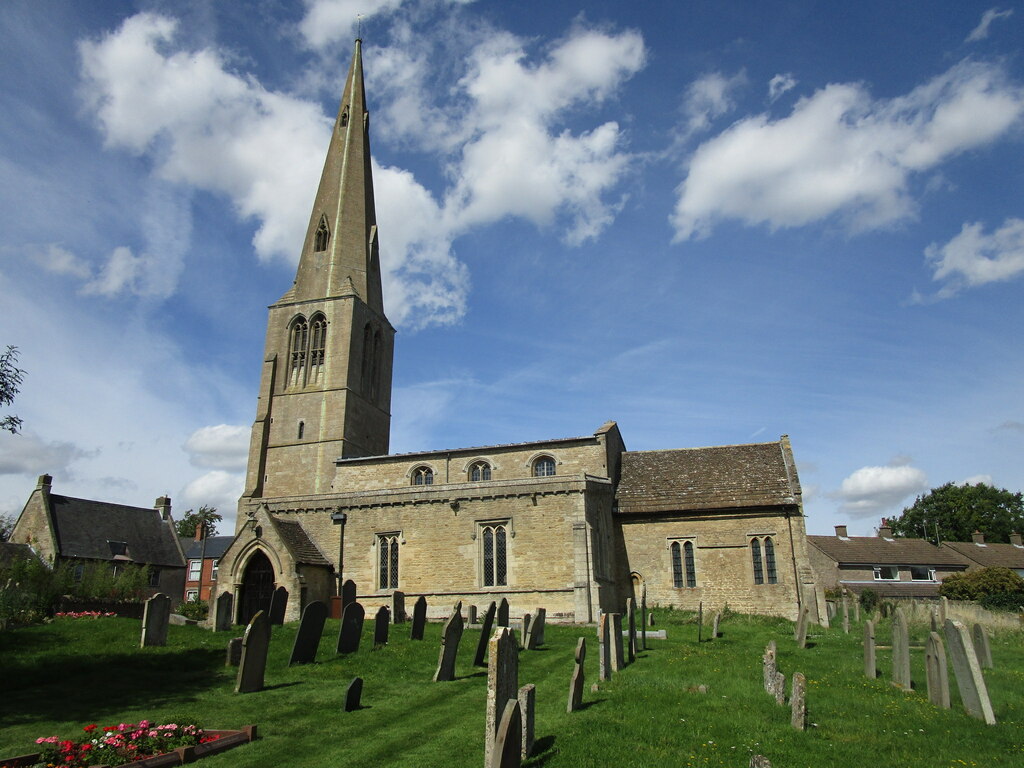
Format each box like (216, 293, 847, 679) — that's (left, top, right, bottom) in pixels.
(940, 531, 1024, 577)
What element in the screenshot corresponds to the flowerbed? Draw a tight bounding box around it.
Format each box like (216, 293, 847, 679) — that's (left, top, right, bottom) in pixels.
(53, 612, 118, 620)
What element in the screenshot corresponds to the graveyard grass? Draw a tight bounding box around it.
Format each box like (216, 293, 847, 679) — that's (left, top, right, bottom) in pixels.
(2, 610, 1023, 767)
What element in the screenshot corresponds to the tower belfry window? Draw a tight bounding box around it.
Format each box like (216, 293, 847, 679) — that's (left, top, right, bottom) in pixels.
(289, 317, 309, 387)
(309, 315, 327, 383)
(314, 215, 330, 252)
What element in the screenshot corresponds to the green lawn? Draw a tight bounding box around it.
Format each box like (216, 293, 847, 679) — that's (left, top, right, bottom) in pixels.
(2, 609, 1022, 767)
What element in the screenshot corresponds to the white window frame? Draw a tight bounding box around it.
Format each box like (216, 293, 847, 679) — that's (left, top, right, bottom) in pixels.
(873, 565, 899, 581)
(188, 559, 202, 581)
(185, 589, 199, 602)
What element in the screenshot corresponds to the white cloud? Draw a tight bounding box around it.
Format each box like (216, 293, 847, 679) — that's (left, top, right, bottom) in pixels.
(183, 425, 250, 471)
(29, 244, 92, 279)
(924, 217, 1024, 297)
(672, 60, 1024, 241)
(768, 73, 797, 102)
(680, 71, 746, 138)
(961, 474, 993, 486)
(834, 463, 929, 519)
(0, 430, 93, 477)
(178, 470, 244, 530)
(966, 8, 1013, 42)
(299, 0, 475, 51)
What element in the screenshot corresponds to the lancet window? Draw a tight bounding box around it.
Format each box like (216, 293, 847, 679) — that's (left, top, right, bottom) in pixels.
(481, 523, 508, 587)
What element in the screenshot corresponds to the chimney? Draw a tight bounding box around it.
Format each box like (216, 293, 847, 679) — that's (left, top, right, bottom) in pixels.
(834, 524, 848, 538)
(972, 530, 986, 545)
(1010, 532, 1023, 547)
(37, 474, 52, 491)
(194, 522, 205, 542)
(154, 495, 172, 522)
(878, 524, 892, 539)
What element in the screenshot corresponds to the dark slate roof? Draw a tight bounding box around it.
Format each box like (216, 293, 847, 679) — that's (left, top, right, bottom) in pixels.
(49, 495, 184, 568)
(615, 441, 798, 515)
(0, 541, 39, 568)
(272, 517, 331, 566)
(181, 535, 235, 560)
(838, 580, 944, 599)
(808, 535, 967, 567)
(940, 541, 1024, 569)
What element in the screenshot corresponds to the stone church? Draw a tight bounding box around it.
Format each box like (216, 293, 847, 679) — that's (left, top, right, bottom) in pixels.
(215, 42, 821, 625)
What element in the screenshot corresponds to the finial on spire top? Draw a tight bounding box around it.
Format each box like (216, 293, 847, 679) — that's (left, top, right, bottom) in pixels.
(356, 13, 363, 41)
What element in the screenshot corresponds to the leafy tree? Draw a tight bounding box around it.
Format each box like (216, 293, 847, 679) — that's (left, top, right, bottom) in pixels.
(889, 482, 1024, 543)
(939, 567, 1024, 603)
(0, 511, 15, 542)
(1, 345, 26, 434)
(175, 505, 222, 538)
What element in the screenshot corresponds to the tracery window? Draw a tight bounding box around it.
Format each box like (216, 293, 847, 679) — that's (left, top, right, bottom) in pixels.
(671, 540, 697, 588)
(532, 456, 556, 477)
(289, 316, 309, 387)
(412, 466, 433, 486)
(764, 537, 778, 584)
(469, 461, 491, 482)
(309, 314, 327, 382)
(751, 538, 764, 585)
(481, 523, 508, 587)
(684, 541, 697, 587)
(751, 536, 778, 585)
(314, 215, 330, 252)
(378, 533, 399, 589)
(671, 541, 684, 588)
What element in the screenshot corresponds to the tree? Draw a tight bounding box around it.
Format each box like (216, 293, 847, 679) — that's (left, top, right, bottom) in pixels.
(889, 482, 1024, 543)
(175, 505, 222, 538)
(1, 345, 26, 434)
(0, 511, 15, 542)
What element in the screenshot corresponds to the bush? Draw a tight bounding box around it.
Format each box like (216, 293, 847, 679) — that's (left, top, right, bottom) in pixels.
(177, 597, 209, 621)
(858, 588, 879, 614)
(939, 567, 1024, 602)
(979, 591, 1024, 613)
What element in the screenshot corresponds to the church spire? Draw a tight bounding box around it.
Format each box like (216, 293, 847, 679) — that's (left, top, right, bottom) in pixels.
(289, 39, 383, 313)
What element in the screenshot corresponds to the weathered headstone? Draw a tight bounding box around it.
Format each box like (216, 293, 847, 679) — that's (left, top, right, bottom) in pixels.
(486, 626, 519, 767)
(939, 595, 948, 624)
(795, 607, 809, 649)
(341, 579, 357, 612)
(344, 676, 363, 712)
(853, 597, 860, 623)
(640, 594, 648, 650)
(533, 608, 546, 647)
(518, 684, 535, 759)
(374, 606, 391, 649)
(711, 611, 721, 640)
(762, 640, 777, 692)
(647, 611, 655, 626)
(489, 698, 522, 768)
(750, 755, 773, 768)
(235, 610, 271, 694)
(790, 672, 806, 730)
(567, 637, 586, 713)
(337, 601, 365, 654)
(841, 593, 850, 634)
(521, 613, 532, 647)
(433, 601, 464, 682)
(391, 591, 405, 623)
(268, 586, 288, 625)
(930, 605, 939, 632)
(944, 619, 996, 724)
(627, 599, 638, 661)
(891, 607, 911, 689)
(925, 631, 950, 708)
(864, 620, 877, 678)
(497, 598, 510, 627)
(140, 593, 172, 647)
(598, 613, 612, 681)
(468, 604, 479, 624)
(410, 595, 427, 641)
(289, 600, 327, 665)
(697, 601, 704, 643)
(972, 623, 993, 669)
(226, 636, 242, 667)
(611, 613, 625, 671)
(214, 591, 234, 631)
(474, 601, 497, 667)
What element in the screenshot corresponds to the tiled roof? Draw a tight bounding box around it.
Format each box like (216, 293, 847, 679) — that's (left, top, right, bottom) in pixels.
(181, 535, 235, 560)
(808, 535, 967, 567)
(940, 541, 1024, 569)
(838, 580, 944, 599)
(272, 517, 331, 566)
(49, 495, 184, 567)
(615, 441, 798, 515)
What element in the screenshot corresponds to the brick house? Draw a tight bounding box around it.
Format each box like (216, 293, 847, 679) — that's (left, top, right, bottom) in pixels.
(180, 532, 234, 603)
(940, 531, 1024, 577)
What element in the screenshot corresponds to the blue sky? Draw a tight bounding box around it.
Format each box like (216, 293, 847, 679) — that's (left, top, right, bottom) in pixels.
(1, 0, 1021, 537)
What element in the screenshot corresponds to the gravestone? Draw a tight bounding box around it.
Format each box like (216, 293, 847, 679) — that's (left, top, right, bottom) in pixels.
(433, 601, 464, 682)
(468, 604, 478, 624)
(486, 626, 519, 767)
(611, 613, 625, 671)
(490, 699, 522, 768)
(268, 586, 288, 625)
(235, 610, 271, 694)
(763, 640, 785, 705)
(697, 601, 704, 643)
(411, 595, 428, 641)
(853, 597, 860, 623)
(289, 600, 328, 665)
(214, 592, 234, 631)
(864, 620, 877, 678)
(518, 684, 535, 759)
(533, 608, 546, 647)
(648, 611, 655, 626)
(790, 672, 806, 730)
(750, 756, 773, 768)
(567, 637, 586, 712)
(474, 601, 497, 667)
(891, 608, 911, 689)
(944, 619, 996, 724)
(521, 613, 532, 647)
(930, 606, 939, 632)
(497, 598, 510, 627)
(344, 677, 363, 712)
(711, 612, 721, 640)
(140, 593, 172, 647)
(337, 601, 365, 654)
(841, 593, 850, 634)
(627, 599, 638, 661)
(374, 606, 391, 649)
(972, 623, 993, 669)
(226, 636, 243, 666)
(925, 630, 950, 708)
(795, 607, 809, 649)
(640, 594, 648, 650)
(391, 591, 405, 623)
(598, 613, 612, 681)
(341, 579, 357, 611)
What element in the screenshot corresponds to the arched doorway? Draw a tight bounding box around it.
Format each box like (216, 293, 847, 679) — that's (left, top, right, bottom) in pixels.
(239, 550, 275, 625)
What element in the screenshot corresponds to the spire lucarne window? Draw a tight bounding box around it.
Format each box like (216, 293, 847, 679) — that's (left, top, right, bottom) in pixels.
(314, 215, 329, 252)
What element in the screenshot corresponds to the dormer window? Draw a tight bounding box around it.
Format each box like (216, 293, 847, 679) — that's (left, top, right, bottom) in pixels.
(314, 215, 330, 252)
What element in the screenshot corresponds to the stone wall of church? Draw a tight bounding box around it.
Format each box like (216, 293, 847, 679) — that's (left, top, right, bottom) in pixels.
(10, 485, 58, 564)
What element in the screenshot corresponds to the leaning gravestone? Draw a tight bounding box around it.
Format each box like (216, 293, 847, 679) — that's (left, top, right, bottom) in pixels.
(433, 601, 464, 682)
(235, 610, 271, 694)
(140, 593, 172, 647)
(289, 600, 328, 665)
(611, 613, 625, 671)
(226, 637, 243, 667)
(391, 591, 405, 623)
(486, 626, 519, 768)
(521, 613, 532, 647)
(337, 601, 365, 654)
(790, 672, 807, 730)
(518, 684, 536, 759)
(410, 595, 428, 641)
(891, 608, 911, 689)
(864, 620, 877, 678)
(344, 677, 363, 712)
(711, 612, 721, 640)
(598, 613, 612, 681)
(763, 640, 785, 705)
(944, 619, 996, 724)
(533, 608, 546, 647)
(374, 606, 391, 649)
(627, 599, 638, 661)
(972, 623, 993, 669)
(497, 598, 510, 627)
(925, 630, 950, 708)
(567, 637, 586, 713)
(939, 596, 949, 624)
(474, 601, 497, 667)
(795, 607, 810, 649)
(268, 586, 288, 625)
(214, 592, 234, 631)
(490, 699, 522, 768)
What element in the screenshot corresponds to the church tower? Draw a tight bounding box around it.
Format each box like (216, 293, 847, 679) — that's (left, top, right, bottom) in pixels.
(242, 40, 394, 501)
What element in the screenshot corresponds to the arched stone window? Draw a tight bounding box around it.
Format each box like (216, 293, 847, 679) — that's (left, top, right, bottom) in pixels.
(751, 536, 778, 585)
(751, 538, 764, 585)
(469, 461, 491, 482)
(309, 314, 327, 382)
(671, 541, 683, 588)
(288, 316, 309, 387)
(481, 522, 508, 586)
(378, 533, 399, 589)
(314, 215, 330, 252)
(671, 540, 697, 588)
(412, 466, 433, 486)
(764, 537, 778, 584)
(684, 541, 697, 587)
(532, 456, 556, 477)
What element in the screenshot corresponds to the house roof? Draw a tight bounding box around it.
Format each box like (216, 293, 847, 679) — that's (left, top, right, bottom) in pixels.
(181, 535, 235, 560)
(271, 517, 331, 566)
(49, 494, 184, 568)
(0, 541, 38, 568)
(838, 580, 945, 599)
(615, 440, 799, 515)
(808, 535, 967, 567)
(940, 540, 1024, 569)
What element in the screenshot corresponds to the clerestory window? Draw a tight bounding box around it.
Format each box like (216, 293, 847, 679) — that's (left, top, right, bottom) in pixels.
(412, 466, 433, 486)
(532, 456, 556, 477)
(469, 461, 491, 482)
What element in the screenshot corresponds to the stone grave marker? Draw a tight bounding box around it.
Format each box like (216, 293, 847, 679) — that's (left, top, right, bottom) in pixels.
(337, 601, 365, 654)
(972, 623, 993, 669)
(853, 597, 860, 623)
(341, 579, 357, 612)
(411, 595, 428, 641)
(640, 594, 648, 650)
(697, 601, 704, 643)
(750, 755, 772, 767)
(374, 606, 391, 649)
(433, 601, 464, 682)
(486, 626, 519, 767)
(648, 611, 655, 626)
(474, 601, 497, 667)
(533, 608, 546, 647)
(497, 598, 510, 627)
(611, 613, 625, 671)
(567, 637, 586, 713)
(214, 592, 233, 632)
(930, 606, 939, 632)
(490, 699, 522, 768)
(795, 607, 809, 649)
(841, 593, 850, 634)
(711, 611, 721, 640)
(939, 596, 948, 624)
(944, 619, 996, 724)
(268, 586, 288, 625)
(521, 613, 532, 647)
(345, 677, 363, 712)
(925, 630, 950, 708)
(468, 604, 478, 624)
(891, 608, 911, 689)
(391, 591, 405, 623)
(790, 672, 807, 730)
(289, 600, 327, 665)
(518, 684, 536, 759)
(140, 593, 172, 647)
(226, 637, 243, 666)
(627, 599, 638, 661)
(598, 613, 612, 681)
(235, 610, 271, 694)
(864, 620, 877, 678)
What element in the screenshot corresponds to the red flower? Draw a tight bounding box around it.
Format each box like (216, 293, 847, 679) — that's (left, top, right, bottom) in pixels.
(82, 724, 97, 733)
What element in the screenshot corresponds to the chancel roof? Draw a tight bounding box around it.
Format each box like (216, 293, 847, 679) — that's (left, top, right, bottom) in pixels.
(808, 535, 967, 567)
(940, 540, 1024, 570)
(615, 440, 799, 515)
